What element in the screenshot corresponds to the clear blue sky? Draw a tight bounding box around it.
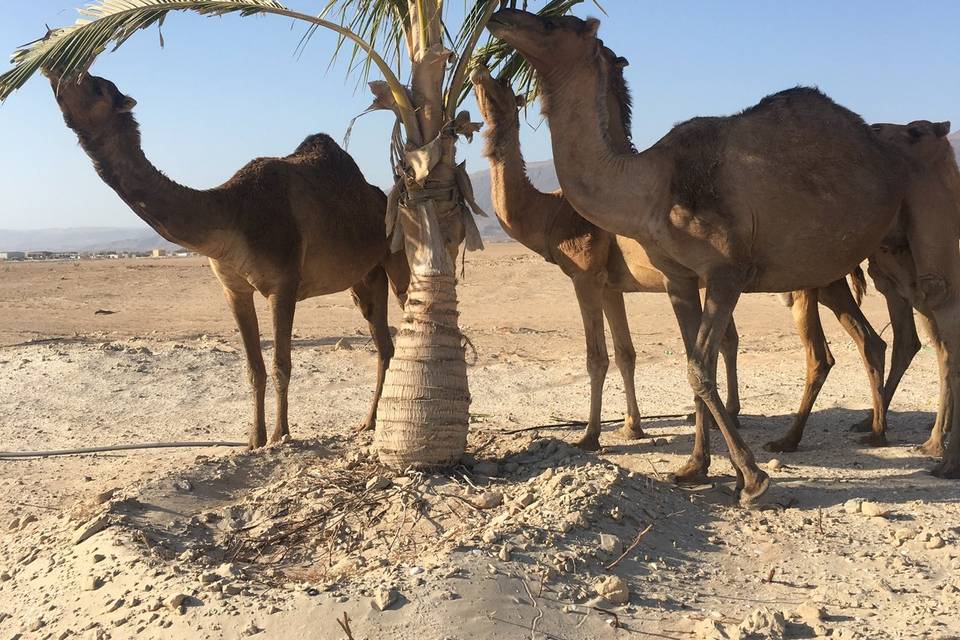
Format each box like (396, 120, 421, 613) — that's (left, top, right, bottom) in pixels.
(1, 1, 958, 230)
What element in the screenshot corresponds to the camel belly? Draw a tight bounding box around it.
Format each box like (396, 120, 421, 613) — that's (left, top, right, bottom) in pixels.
(605, 237, 668, 292)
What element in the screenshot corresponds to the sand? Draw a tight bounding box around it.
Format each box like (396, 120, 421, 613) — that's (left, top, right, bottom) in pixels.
(0, 243, 957, 639)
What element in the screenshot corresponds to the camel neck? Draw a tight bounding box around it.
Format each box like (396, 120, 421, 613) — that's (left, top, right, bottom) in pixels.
(539, 60, 670, 240)
(481, 117, 555, 257)
(75, 118, 224, 255)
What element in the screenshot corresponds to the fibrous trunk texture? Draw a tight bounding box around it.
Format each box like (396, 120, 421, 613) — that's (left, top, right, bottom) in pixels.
(374, 272, 470, 468)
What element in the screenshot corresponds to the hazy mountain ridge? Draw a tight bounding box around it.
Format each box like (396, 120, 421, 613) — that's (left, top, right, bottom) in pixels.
(6, 142, 958, 251)
(0, 227, 181, 253)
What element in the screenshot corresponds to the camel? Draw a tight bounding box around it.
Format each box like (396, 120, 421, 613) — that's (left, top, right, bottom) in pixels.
(49, 72, 410, 449)
(472, 54, 887, 456)
(489, 11, 960, 502)
(470, 62, 742, 450)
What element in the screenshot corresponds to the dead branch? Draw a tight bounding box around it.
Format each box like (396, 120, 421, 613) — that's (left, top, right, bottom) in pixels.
(605, 523, 653, 570)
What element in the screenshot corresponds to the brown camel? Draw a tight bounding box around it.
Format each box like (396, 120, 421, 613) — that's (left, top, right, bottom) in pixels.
(470, 62, 742, 450)
(489, 11, 960, 500)
(473, 52, 887, 457)
(49, 72, 410, 449)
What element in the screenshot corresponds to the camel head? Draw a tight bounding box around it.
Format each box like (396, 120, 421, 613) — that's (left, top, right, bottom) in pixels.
(470, 64, 525, 129)
(871, 121, 953, 163)
(47, 70, 137, 135)
(487, 9, 601, 73)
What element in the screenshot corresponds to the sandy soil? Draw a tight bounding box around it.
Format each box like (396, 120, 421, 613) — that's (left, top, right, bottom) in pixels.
(0, 244, 957, 640)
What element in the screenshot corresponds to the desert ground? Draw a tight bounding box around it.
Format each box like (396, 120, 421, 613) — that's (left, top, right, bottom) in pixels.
(0, 243, 957, 640)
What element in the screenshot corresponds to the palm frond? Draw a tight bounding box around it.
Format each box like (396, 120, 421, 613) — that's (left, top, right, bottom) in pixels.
(452, 0, 604, 108)
(0, 0, 419, 139)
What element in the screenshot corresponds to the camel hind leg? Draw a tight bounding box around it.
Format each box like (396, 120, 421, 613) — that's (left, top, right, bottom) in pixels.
(601, 288, 644, 439)
(224, 287, 268, 449)
(720, 316, 741, 422)
(765, 289, 834, 453)
(351, 266, 395, 433)
(268, 288, 297, 444)
(917, 313, 950, 458)
(572, 277, 609, 451)
(818, 278, 889, 446)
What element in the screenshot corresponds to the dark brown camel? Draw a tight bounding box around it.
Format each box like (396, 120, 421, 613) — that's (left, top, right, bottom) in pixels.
(490, 11, 960, 501)
(50, 72, 410, 449)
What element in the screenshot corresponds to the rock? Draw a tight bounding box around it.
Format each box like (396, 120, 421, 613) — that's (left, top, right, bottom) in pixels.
(173, 479, 193, 492)
(365, 476, 391, 492)
(166, 593, 190, 611)
(200, 572, 221, 584)
(695, 618, 732, 640)
(333, 338, 352, 351)
(599, 533, 622, 556)
(894, 527, 916, 542)
(72, 515, 111, 545)
(593, 575, 629, 605)
(472, 491, 503, 510)
(843, 499, 863, 515)
(18, 514, 38, 530)
(738, 607, 786, 639)
(95, 488, 118, 504)
(512, 491, 535, 509)
(223, 583, 244, 596)
(767, 458, 783, 471)
(242, 622, 263, 636)
(860, 501, 888, 518)
(926, 536, 945, 550)
(498, 545, 511, 561)
(481, 529, 500, 544)
(372, 587, 398, 611)
(7, 518, 19, 531)
(793, 601, 825, 626)
(84, 576, 104, 591)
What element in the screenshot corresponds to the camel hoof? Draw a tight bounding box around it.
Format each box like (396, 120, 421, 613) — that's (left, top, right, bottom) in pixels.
(355, 420, 374, 434)
(848, 417, 874, 433)
(617, 425, 647, 441)
(931, 460, 960, 478)
(916, 439, 945, 458)
(670, 460, 710, 485)
(574, 435, 601, 452)
(764, 438, 798, 453)
(738, 471, 771, 507)
(859, 432, 888, 448)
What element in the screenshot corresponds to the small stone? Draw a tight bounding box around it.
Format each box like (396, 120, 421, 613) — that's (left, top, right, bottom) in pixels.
(599, 533, 622, 555)
(481, 529, 500, 544)
(472, 491, 503, 510)
(166, 593, 190, 611)
(860, 501, 888, 518)
(242, 622, 263, 636)
(498, 545, 511, 561)
(173, 479, 193, 492)
(737, 607, 786, 639)
(223, 583, 244, 596)
(512, 491, 535, 509)
(72, 515, 111, 545)
(200, 572, 221, 584)
(92, 554, 106, 564)
(95, 489, 118, 504)
(926, 536, 945, 550)
(333, 338, 352, 351)
(843, 499, 863, 515)
(593, 575, 629, 605)
(18, 514, 38, 530)
(372, 587, 398, 611)
(7, 518, 19, 531)
(894, 527, 916, 542)
(365, 476, 391, 492)
(766, 458, 783, 471)
(84, 576, 104, 591)
(793, 601, 825, 626)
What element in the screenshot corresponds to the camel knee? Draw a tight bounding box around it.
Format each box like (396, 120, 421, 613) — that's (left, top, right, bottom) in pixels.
(614, 345, 636, 373)
(587, 352, 610, 380)
(865, 334, 887, 366)
(273, 358, 292, 389)
(687, 359, 716, 397)
(248, 364, 267, 391)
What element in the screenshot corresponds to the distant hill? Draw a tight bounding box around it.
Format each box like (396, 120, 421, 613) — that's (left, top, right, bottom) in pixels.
(0, 227, 181, 253)
(468, 159, 558, 241)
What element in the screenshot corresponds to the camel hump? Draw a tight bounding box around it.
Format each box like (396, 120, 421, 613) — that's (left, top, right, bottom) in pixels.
(291, 133, 345, 158)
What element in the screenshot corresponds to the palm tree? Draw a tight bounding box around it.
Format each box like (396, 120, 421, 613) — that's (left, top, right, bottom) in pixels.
(0, 0, 594, 469)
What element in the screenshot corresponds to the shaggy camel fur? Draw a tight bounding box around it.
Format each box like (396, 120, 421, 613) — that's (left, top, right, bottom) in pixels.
(490, 11, 960, 501)
(50, 73, 410, 449)
(470, 62, 741, 450)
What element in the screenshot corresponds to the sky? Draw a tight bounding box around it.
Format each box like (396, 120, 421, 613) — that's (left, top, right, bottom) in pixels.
(0, 0, 958, 230)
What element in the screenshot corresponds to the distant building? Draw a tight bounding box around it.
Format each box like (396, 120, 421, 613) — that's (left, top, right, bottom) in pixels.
(151, 248, 167, 257)
(0, 251, 26, 261)
(26, 251, 53, 260)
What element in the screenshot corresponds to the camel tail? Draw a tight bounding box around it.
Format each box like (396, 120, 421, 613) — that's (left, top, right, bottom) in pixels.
(849, 266, 868, 306)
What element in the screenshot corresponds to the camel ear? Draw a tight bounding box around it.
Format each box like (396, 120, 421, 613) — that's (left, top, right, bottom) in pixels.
(616, 56, 629, 69)
(515, 94, 527, 109)
(583, 17, 600, 37)
(118, 96, 137, 113)
(933, 121, 951, 138)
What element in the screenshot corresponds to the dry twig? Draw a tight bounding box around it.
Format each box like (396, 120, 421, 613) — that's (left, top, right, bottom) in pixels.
(605, 523, 653, 570)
